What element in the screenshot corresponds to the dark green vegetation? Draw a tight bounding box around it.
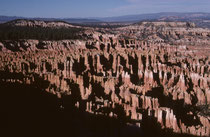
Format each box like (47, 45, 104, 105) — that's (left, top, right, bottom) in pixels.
(0, 24, 83, 40)
(197, 104, 210, 117)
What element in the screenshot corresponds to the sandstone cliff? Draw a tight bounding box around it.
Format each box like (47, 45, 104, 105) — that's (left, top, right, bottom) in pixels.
(0, 20, 209, 137)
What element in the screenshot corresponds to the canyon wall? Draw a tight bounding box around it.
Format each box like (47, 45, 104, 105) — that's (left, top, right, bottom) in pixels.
(0, 21, 209, 137)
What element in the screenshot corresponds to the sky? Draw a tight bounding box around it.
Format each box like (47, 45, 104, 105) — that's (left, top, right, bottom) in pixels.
(0, 0, 210, 18)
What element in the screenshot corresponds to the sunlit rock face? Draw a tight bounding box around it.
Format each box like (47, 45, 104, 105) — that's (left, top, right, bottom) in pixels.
(0, 20, 210, 137)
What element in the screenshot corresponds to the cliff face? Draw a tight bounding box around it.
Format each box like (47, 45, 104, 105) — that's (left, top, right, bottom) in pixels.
(0, 21, 210, 137)
(5, 19, 80, 28)
(0, 40, 87, 52)
(115, 22, 210, 46)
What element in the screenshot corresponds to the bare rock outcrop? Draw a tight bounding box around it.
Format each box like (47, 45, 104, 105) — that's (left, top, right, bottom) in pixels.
(0, 21, 209, 137)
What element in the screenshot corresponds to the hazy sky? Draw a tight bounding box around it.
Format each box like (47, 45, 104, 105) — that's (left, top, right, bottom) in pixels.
(0, 0, 210, 18)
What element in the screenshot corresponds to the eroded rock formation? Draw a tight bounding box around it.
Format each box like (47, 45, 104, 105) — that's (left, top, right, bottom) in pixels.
(0, 20, 209, 137)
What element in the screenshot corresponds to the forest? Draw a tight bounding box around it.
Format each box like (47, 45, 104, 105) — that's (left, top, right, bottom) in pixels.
(0, 24, 83, 40)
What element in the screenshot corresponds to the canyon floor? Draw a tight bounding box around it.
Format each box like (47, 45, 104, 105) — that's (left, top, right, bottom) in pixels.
(0, 20, 210, 137)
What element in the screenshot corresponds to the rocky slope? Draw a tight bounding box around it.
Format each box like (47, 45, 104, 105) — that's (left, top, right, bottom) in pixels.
(5, 19, 80, 28)
(115, 22, 210, 46)
(1, 20, 210, 137)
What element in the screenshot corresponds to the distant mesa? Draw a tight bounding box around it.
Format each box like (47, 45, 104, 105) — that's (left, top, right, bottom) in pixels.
(1, 12, 210, 28)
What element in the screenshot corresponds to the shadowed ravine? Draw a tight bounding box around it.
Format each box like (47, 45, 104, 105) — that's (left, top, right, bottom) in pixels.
(0, 72, 206, 137)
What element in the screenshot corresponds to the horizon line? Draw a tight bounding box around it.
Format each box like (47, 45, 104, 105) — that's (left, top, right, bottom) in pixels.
(1, 11, 210, 19)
